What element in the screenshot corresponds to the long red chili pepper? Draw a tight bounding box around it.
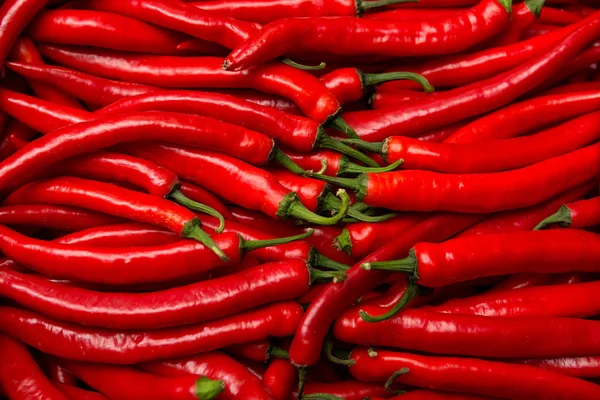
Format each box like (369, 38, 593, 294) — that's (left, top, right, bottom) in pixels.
(296, 380, 391, 399)
(446, 90, 600, 143)
(0, 334, 68, 400)
(38, 46, 357, 133)
(289, 213, 481, 367)
(0, 204, 124, 232)
(0, 222, 311, 284)
(345, 111, 600, 173)
(180, 181, 236, 222)
(55, 384, 108, 400)
(224, 0, 513, 70)
(489, 273, 555, 292)
(490, 0, 545, 46)
(424, 281, 600, 318)
(317, 143, 600, 213)
(539, 7, 582, 25)
(141, 352, 273, 400)
(6, 62, 159, 107)
(0, 302, 302, 364)
(348, 347, 600, 400)
(370, 90, 431, 109)
(0, 258, 341, 329)
(29, 9, 186, 54)
(124, 143, 351, 225)
(0, 0, 50, 66)
(544, 81, 600, 96)
(262, 359, 298, 400)
(517, 356, 600, 378)
(341, 17, 600, 141)
(371, 390, 494, 400)
(535, 196, 600, 230)
(364, 7, 463, 20)
(226, 340, 286, 362)
(53, 223, 178, 248)
(364, 229, 600, 288)
(4, 176, 229, 260)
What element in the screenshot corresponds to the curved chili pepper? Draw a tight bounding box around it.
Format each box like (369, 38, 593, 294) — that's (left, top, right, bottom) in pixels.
(544, 81, 600, 96)
(370, 90, 431, 109)
(0, 258, 341, 329)
(348, 347, 600, 400)
(342, 17, 600, 141)
(58, 360, 224, 400)
(180, 181, 236, 222)
(346, 111, 600, 173)
(141, 352, 273, 400)
(224, 90, 302, 115)
(447, 90, 600, 143)
(316, 143, 600, 213)
(425, 281, 600, 318)
(94, 91, 373, 164)
(47, 151, 225, 229)
(335, 307, 600, 358)
(56, 223, 178, 247)
(4, 176, 229, 259)
(284, 149, 396, 176)
(262, 359, 298, 400)
(29, 9, 186, 54)
(226, 341, 289, 363)
(0, 0, 50, 66)
(535, 196, 600, 230)
(124, 142, 351, 225)
(0, 118, 37, 160)
(539, 7, 581, 25)
(224, 0, 512, 70)
(0, 334, 68, 400)
(490, 0, 545, 46)
(1, 302, 302, 364)
(39, 46, 356, 133)
(365, 229, 600, 288)
(0, 204, 124, 232)
(296, 380, 390, 399)
(517, 356, 600, 379)
(6, 62, 158, 107)
(489, 273, 555, 292)
(0, 223, 310, 284)
(364, 8, 463, 20)
(289, 213, 481, 367)
(55, 384, 110, 400)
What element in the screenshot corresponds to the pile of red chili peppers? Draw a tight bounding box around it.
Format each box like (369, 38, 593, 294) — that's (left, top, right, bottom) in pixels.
(0, 0, 599, 399)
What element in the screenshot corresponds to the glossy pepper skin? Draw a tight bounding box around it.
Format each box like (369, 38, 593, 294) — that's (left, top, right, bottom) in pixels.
(289, 213, 481, 367)
(535, 196, 600, 230)
(0, 260, 312, 329)
(57, 360, 224, 400)
(262, 359, 298, 400)
(180, 181, 236, 222)
(425, 281, 600, 318)
(55, 384, 108, 400)
(517, 356, 600, 379)
(54, 223, 178, 247)
(0, 334, 68, 400)
(0, 302, 302, 364)
(297, 381, 391, 399)
(0, 0, 50, 66)
(224, 0, 512, 70)
(335, 308, 600, 358)
(141, 352, 273, 400)
(39, 46, 343, 124)
(349, 348, 600, 400)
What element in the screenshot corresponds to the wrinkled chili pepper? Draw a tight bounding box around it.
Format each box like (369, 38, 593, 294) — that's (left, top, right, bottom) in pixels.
(535, 196, 600, 230)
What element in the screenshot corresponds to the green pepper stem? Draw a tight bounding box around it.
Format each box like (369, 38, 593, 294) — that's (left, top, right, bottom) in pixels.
(288, 189, 351, 225)
(359, 279, 420, 322)
(497, 0, 513, 13)
(195, 377, 225, 400)
(324, 337, 355, 366)
(310, 248, 350, 271)
(525, 0, 546, 17)
(534, 205, 572, 230)
(272, 147, 308, 174)
(303, 395, 344, 400)
(170, 190, 225, 233)
(327, 116, 360, 139)
(367, 348, 378, 357)
(361, 250, 417, 275)
(310, 267, 347, 283)
(322, 192, 397, 223)
(269, 346, 290, 359)
(241, 229, 314, 253)
(319, 135, 380, 168)
(338, 156, 403, 175)
(334, 229, 353, 255)
(341, 138, 384, 155)
(280, 57, 326, 70)
(384, 368, 410, 394)
(297, 368, 307, 399)
(184, 221, 230, 262)
(358, 0, 419, 13)
(307, 172, 369, 201)
(364, 72, 434, 93)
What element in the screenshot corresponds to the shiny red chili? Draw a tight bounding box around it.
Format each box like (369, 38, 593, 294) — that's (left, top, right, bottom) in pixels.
(0, 302, 302, 364)
(539, 7, 582, 25)
(0, 118, 37, 160)
(262, 359, 297, 400)
(55, 223, 178, 247)
(224, 0, 512, 70)
(517, 356, 600, 379)
(349, 347, 600, 400)
(0, 334, 68, 400)
(490, 0, 544, 46)
(371, 390, 494, 400)
(0, 0, 50, 66)
(226, 340, 289, 363)
(295, 380, 391, 399)
(55, 384, 108, 400)
(180, 181, 236, 222)
(364, 7, 463, 20)
(535, 196, 600, 230)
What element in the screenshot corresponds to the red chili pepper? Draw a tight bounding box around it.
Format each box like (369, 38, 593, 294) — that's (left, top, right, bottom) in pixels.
(39, 46, 356, 132)
(364, 229, 600, 288)
(55, 384, 108, 400)
(517, 356, 600, 379)
(57, 359, 224, 400)
(226, 340, 289, 363)
(228, 206, 300, 237)
(262, 359, 298, 400)
(0, 258, 341, 329)
(55, 223, 178, 247)
(29, 9, 186, 54)
(348, 347, 600, 400)
(370, 90, 432, 109)
(489, 0, 544, 46)
(364, 8, 463, 21)
(305, 225, 357, 265)
(346, 111, 600, 173)
(342, 17, 600, 141)
(535, 196, 600, 230)
(489, 273, 555, 292)
(414, 123, 465, 143)
(524, 22, 560, 38)
(1, 302, 302, 364)
(545, 81, 600, 96)
(6, 62, 158, 107)
(0, 204, 124, 232)
(224, 0, 513, 70)
(539, 7, 581, 25)
(43, 359, 76, 385)
(447, 90, 600, 143)
(289, 213, 481, 367)
(124, 142, 351, 225)
(9, 37, 82, 109)
(371, 390, 494, 400)
(223, 90, 302, 115)
(0, 221, 310, 284)
(0, 0, 50, 66)
(284, 149, 395, 176)
(296, 380, 391, 399)
(141, 352, 273, 400)
(180, 181, 236, 222)
(319, 143, 600, 213)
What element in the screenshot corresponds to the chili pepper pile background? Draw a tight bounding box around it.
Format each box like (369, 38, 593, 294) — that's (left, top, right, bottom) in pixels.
(0, 0, 599, 399)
